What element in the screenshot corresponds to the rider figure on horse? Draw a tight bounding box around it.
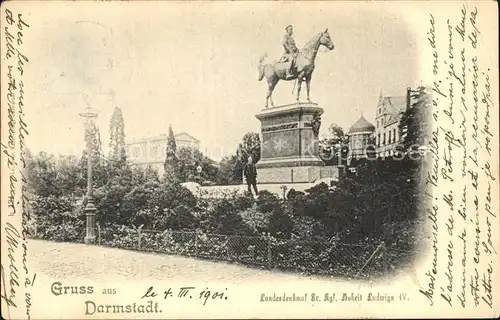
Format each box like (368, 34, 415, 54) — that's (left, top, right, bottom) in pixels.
(281, 25, 299, 79)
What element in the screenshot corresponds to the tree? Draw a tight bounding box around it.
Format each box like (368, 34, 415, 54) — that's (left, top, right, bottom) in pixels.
(164, 125, 180, 181)
(79, 123, 107, 190)
(91, 124, 104, 163)
(27, 152, 62, 197)
(329, 124, 346, 143)
(108, 106, 126, 163)
(236, 132, 261, 174)
(177, 147, 220, 184)
(331, 157, 420, 245)
(26, 150, 95, 199)
(218, 154, 242, 185)
(129, 165, 159, 186)
(399, 86, 432, 152)
(319, 124, 347, 165)
(144, 165, 160, 182)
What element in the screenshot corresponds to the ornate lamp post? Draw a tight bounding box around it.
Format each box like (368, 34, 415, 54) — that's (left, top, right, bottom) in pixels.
(196, 164, 203, 182)
(79, 106, 98, 244)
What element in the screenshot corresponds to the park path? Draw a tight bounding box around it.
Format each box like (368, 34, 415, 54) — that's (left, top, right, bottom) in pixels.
(28, 239, 340, 285)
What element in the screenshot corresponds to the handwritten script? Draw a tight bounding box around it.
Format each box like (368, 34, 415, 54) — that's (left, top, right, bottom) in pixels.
(1, 7, 34, 320)
(420, 5, 497, 310)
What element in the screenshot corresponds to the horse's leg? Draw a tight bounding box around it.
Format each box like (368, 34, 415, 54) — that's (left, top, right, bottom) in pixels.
(305, 74, 312, 102)
(296, 74, 304, 102)
(265, 78, 273, 108)
(269, 78, 278, 107)
(265, 87, 270, 108)
(266, 78, 277, 108)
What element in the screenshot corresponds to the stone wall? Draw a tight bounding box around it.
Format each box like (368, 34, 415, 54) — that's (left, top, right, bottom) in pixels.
(319, 165, 344, 180)
(257, 166, 323, 183)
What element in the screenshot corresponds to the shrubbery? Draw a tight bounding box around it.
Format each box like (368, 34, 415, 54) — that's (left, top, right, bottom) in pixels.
(28, 147, 422, 278)
(31, 195, 85, 242)
(201, 198, 253, 235)
(255, 190, 281, 213)
(29, 157, 422, 248)
(239, 209, 268, 234)
(268, 207, 294, 239)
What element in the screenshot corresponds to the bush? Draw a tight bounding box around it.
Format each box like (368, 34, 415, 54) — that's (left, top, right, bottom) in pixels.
(119, 180, 198, 228)
(32, 195, 85, 242)
(31, 195, 77, 221)
(268, 207, 293, 239)
(256, 190, 281, 213)
(164, 205, 200, 230)
(99, 224, 139, 249)
(201, 198, 254, 235)
(95, 183, 131, 224)
(304, 182, 330, 194)
(156, 182, 197, 210)
(38, 222, 85, 243)
(291, 216, 329, 240)
(287, 184, 335, 220)
(235, 194, 254, 211)
(286, 188, 304, 200)
(120, 181, 159, 219)
(239, 208, 269, 234)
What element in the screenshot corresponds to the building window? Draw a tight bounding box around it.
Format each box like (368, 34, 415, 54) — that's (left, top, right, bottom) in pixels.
(377, 134, 380, 147)
(151, 144, 157, 157)
(388, 131, 392, 144)
(376, 120, 379, 128)
(383, 133, 386, 145)
(393, 129, 396, 143)
(379, 108, 382, 115)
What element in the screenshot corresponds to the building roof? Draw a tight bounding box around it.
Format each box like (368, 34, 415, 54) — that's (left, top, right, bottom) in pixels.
(376, 91, 417, 128)
(126, 132, 199, 145)
(348, 116, 375, 134)
(175, 132, 200, 142)
(382, 96, 407, 126)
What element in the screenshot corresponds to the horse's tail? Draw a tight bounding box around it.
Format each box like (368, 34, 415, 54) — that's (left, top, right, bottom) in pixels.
(257, 53, 267, 81)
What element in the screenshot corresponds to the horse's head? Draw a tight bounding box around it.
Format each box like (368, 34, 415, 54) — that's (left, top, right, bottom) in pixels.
(319, 28, 335, 50)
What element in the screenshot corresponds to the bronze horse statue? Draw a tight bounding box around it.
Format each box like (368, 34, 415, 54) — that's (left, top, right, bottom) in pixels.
(258, 29, 335, 108)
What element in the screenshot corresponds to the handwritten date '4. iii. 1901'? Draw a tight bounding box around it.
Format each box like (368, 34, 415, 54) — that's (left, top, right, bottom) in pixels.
(141, 286, 228, 306)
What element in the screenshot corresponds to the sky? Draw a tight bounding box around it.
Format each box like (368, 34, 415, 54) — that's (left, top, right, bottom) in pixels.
(21, 1, 424, 161)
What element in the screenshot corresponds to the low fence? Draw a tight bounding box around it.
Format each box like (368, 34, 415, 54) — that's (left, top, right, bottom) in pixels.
(94, 225, 412, 280)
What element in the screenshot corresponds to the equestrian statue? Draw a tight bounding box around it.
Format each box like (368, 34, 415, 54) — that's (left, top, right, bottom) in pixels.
(258, 25, 335, 108)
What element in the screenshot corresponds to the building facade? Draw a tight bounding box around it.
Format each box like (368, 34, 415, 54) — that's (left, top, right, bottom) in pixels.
(374, 88, 412, 157)
(346, 87, 417, 166)
(125, 132, 200, 175)
(346, 116, 375, 165)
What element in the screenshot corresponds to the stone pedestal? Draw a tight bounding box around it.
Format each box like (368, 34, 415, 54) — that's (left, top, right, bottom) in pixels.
(255, 102, 325, 183)
(84, 200, 97, 244)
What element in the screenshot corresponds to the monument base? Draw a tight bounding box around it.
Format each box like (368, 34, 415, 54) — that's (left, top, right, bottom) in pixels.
(257, 165, 323, 184)
(254, 102, 326, 184)
(256, 160, 345, 184)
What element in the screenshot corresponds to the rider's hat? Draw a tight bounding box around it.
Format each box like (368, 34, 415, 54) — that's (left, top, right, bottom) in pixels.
(285, 25, 293, 31)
